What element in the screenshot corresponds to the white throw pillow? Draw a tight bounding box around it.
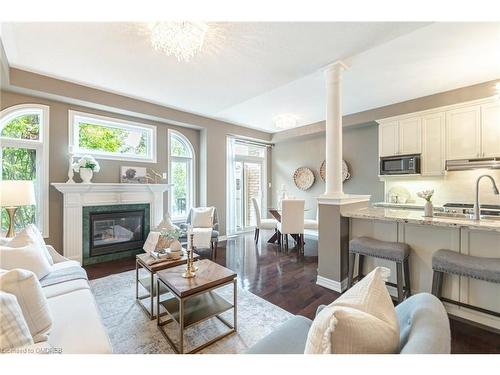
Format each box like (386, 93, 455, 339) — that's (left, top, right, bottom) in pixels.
(8, 225, 53, 266)
(0, 241, 52, 279)
(304, 267, 399, 354)
(0, 269, 53, 343)
(0, 291, 34, 350)
(191, 207, 214, 228)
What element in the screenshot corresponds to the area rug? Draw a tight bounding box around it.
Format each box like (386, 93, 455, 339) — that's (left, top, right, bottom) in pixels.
(89, 270, 293, 354)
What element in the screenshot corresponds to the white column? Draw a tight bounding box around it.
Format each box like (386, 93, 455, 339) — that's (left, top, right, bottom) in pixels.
(324, 61, 348, 197)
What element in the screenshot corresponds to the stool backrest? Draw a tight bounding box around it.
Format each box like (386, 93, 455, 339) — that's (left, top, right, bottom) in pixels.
(280, 199, 305, 234)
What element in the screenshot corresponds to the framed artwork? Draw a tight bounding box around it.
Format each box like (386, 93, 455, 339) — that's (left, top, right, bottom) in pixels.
(120, 166, 147, 184)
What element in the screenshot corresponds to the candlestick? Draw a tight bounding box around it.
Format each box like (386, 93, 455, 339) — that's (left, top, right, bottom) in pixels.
(66, 151, 75, 184)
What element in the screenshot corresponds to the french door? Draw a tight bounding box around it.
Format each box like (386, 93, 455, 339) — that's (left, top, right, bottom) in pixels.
(234, 159, 265, 232)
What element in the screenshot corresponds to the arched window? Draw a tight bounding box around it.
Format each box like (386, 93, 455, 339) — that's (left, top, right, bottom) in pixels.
(1, 104, 49, 236)
(168, 130, 195, 221)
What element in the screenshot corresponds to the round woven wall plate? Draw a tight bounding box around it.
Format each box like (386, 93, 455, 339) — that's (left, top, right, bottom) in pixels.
(319, 160, 351, 182)
(293, 167, 315, 190)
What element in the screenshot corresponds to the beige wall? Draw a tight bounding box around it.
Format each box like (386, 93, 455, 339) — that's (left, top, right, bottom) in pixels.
(1, 90, 200, 250)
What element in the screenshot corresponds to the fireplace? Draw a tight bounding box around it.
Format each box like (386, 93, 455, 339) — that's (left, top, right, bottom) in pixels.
(82, 204, 150, 265)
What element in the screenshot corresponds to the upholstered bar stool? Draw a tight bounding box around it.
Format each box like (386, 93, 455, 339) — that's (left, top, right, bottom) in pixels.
(431, 249, 500, 318)
(348, 236, 411, 303)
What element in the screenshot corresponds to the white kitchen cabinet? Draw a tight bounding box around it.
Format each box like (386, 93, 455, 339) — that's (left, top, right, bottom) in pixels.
(378, 117, 421, 157)
(379, 121, 399, 157)
(481, 102, 500, 158)
(446, 105, 481, 160)
(421, 112, 446, 175)
(399, 117, 422, 155)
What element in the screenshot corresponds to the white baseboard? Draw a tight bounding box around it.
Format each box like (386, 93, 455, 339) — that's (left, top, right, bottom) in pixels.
(316, 275, 348, 293)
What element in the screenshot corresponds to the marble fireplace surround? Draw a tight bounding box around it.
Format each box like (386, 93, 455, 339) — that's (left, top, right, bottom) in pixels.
(51, 183, 170, 264)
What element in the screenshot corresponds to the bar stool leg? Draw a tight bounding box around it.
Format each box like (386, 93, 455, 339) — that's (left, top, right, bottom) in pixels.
(348, 252, 356, 289)
(396, 262, 404, 304)
(431, 270, 444, 298)
(357, 254, 364, 282)
(403, 258, 411, 298)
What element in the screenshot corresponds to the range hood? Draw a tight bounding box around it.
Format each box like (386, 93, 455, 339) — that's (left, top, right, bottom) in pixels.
(446, 157, 500, 171)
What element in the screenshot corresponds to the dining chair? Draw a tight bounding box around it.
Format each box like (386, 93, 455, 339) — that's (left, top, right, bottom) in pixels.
(304, 207, 318, 230)
(277, 199, 305, 253)
(252, 197, 278, 243)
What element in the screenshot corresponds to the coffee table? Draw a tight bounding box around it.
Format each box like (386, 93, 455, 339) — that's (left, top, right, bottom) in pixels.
(156, 259, 237, 354)
(135, 251, 200, 319)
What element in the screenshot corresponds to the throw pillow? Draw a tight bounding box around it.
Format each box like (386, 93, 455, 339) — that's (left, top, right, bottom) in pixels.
(0, 269, 53, 343)
(0, 241, 52, 279)
(0, 291, 34, 350)
(191, 207, 214, 228)
(304, 267, 399, 354)
(8, 225, 53, 266)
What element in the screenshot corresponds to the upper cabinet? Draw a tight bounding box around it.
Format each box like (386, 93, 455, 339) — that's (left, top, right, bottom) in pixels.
(421, 112, 446, 176)
(481, 102, 500, 158)
(445, 105, 481, 160)
(379, 117, 421, 157)
(377, 97, 500, 177)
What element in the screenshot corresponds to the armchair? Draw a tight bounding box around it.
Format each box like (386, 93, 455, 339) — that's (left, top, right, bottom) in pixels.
(178, 207, 220, 259)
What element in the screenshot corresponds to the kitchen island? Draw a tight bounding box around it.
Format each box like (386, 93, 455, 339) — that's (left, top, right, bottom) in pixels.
(341, 205, 500, 330)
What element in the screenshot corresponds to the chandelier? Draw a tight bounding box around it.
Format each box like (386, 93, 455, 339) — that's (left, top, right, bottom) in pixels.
(148, 22, 208, 62)
(274, 114, 299, 130)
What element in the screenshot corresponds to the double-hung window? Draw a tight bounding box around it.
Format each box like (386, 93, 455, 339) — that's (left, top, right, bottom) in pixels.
(69, 110, 156, 162)
(0, 104, 49, 237)
(169, 130, 195, 221)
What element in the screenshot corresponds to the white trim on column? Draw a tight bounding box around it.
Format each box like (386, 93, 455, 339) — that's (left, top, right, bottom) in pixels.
(316, 275, 348, 293)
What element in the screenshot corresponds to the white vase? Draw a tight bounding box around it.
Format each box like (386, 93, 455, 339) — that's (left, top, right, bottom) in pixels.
(80, 168, 93, 183)
(424, 201, 433, 217)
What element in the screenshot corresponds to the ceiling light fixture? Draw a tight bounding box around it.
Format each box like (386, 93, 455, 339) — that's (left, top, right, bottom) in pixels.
(148, 22, 208, 62)
(274, 114, 299, 130)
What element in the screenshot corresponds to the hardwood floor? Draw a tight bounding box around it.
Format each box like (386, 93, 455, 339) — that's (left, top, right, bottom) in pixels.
(85, 230, 500, 354)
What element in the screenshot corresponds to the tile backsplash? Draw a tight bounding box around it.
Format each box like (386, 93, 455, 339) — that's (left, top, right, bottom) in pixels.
(384, 169, 500, 206)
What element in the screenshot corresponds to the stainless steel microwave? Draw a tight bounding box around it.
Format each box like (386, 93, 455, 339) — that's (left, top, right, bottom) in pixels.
(380, 154, 420, 175)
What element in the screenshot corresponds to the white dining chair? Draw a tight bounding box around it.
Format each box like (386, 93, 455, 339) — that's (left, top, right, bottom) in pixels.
(304, 207, 318, 230)
(277, 199, 305, 252)
(252, 197, 278, 243)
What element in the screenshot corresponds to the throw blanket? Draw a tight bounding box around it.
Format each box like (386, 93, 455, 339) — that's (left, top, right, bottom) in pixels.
(190, 228, 213, 249)
(39, 266, 88, 287)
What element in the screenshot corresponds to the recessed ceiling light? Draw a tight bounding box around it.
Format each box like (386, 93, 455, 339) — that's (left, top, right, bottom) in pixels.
(148, 22, 208, 62)
(274, 114, 299, 130)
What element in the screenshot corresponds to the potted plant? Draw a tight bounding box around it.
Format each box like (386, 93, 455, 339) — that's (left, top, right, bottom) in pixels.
(73, 155, 100, 183)
(417, 189, 435, 217)
(160, 228, 183, 252)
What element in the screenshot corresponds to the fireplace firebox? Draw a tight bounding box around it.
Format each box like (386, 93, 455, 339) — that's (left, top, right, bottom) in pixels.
(82, 204, 150, 265)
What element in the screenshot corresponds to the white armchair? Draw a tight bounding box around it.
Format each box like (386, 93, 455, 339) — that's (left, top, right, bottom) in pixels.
(252, 197, 277, 243)
(277, 199, 305, 252)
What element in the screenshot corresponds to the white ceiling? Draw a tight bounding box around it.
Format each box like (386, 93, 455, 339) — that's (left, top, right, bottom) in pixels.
(1, 22, 499, 133)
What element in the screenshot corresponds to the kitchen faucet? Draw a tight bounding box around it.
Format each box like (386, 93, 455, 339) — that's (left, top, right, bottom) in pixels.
(473, 174, 500, 220)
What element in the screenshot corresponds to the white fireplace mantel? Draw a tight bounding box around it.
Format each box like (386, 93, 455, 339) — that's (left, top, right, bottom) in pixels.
(51, 183, 171, 263)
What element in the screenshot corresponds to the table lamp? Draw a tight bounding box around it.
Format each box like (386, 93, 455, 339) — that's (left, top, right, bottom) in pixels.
(0, 180, 36, 237)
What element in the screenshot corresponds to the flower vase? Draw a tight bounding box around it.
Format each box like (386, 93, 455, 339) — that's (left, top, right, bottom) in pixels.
(80, 168, 93, 183)
(424, 201, 433, 217)
(170, 239, 182, 252)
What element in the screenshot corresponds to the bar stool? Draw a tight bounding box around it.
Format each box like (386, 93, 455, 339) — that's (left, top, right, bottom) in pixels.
(348, 236, 411, 303)
(431, 249, 500, 318)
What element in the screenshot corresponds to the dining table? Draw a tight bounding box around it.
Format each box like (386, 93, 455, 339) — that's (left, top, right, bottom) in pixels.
(267, 208, 309, 244)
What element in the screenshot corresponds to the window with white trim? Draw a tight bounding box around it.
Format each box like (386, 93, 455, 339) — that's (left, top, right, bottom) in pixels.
(1, 104, 50, 237)
(69, 110, 157, 162)
(169, 130, 195, 221)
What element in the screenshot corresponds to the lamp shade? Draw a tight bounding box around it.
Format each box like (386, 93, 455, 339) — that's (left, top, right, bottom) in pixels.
(0, 180, 36, 207)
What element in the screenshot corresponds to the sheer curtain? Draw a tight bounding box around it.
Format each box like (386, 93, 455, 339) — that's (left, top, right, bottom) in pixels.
(226, 136, 237, 235)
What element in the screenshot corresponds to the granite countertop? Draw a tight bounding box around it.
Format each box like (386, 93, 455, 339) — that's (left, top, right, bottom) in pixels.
(341, 206, 500, 232)
(373, 202, 444, 211)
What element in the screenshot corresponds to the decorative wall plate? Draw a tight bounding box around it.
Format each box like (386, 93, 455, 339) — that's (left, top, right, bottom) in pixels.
(293, 167, 315, 190)
(319, 160, 351, 182)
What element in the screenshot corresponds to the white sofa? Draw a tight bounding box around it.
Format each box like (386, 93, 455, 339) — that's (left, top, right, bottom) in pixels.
(42, 245, 112, 354)
(1, 240, 112, 354)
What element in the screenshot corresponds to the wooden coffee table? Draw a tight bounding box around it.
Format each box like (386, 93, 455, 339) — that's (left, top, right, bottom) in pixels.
(135, 251, 200, 319)
(156, 259, 237, 354)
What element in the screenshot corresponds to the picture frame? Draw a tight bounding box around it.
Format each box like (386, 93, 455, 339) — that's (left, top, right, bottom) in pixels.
(120, 166, 147, 184)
